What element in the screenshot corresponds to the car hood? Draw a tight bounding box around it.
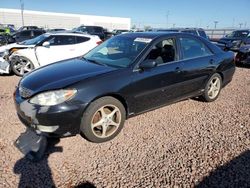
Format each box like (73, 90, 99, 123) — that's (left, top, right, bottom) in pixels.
(0, 43, 34, 53)
(19, 58, 117, 96)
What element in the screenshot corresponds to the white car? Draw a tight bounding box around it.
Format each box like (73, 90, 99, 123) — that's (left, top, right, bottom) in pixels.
(0, 35, 48, 74)
(9, 32, 102, 76)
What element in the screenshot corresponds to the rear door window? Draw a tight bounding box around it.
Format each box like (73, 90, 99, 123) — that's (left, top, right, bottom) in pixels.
(75, 36, 90, 43)
(198, 30, 207, 38)
(48, 35, 76, 46)
(180, 37, 212, 59)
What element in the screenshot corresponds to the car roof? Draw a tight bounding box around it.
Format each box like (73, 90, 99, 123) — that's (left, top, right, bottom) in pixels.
(46, 31, 98, 38)
(121, 32, 184, 39)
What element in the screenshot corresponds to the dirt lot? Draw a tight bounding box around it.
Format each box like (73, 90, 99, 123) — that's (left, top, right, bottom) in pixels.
(0, 67, 249, 188)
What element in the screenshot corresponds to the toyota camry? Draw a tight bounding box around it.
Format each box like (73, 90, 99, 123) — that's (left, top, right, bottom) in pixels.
(14, 32, 235, 153)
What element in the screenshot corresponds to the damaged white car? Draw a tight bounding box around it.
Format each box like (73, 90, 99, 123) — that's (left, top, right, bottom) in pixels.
(3, 32, 102, 76)
(0, 40, 40, 74)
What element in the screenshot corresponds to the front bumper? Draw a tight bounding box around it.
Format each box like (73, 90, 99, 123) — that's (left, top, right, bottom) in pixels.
(14, 88, 88, 138)
(0, 57, 10, 74)
(235, 53, 250, 65)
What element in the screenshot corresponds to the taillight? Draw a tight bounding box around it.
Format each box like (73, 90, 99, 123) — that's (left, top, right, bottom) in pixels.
(96, 41, 103, 45)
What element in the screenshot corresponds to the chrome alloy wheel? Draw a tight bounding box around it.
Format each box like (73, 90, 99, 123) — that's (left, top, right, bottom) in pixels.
(91, 104, 122, 138)
(13, 57, 33, 75)
(207, 77, 221, 99)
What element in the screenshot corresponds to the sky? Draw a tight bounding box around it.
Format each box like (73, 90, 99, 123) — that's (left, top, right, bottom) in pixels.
(1, 0, 250, 29)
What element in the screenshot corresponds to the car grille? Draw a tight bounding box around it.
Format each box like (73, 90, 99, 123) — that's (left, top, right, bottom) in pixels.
(19, 86, 33, 98)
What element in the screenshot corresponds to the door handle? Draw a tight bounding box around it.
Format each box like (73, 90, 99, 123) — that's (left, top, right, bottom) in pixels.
(175, 67, 182, 73)
(209, 59, 215, 64)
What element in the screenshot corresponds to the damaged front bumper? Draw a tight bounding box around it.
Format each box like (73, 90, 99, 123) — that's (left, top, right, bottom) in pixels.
(0, 57, 10, 74)
(14, 128, 48, 161)
(14, 87, 87, 138)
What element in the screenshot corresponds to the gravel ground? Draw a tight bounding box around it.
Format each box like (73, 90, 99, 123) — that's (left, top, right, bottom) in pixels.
(0, 67, 249, 188)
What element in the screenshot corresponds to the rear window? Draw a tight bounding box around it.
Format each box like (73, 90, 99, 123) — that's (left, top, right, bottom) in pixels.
(76, 36, 90, 43)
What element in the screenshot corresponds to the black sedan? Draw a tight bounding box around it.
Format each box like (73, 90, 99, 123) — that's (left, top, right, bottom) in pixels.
(14, 32, 235, 146)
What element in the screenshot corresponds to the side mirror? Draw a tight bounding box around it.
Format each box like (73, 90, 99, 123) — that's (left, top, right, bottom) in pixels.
(139, 60, 157, 70)
(42, 41, 50, 47)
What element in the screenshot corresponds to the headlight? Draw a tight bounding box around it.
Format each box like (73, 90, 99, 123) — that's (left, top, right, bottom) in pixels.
(29, 89, 77, 106)
(232, 40, 241, 46)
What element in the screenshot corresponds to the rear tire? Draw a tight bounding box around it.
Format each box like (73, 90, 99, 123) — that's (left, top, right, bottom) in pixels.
(11, 56, 34, 77)
(80, 96, 126, 143)
(202, 73, 222, 102)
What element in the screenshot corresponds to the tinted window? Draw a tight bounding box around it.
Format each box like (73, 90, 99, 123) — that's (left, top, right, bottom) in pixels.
(20, 30, 31, 37)
(33, 30, 44, 36)
(145, 38, 176, 65)
(20, 34, 48, 45)
(182, 30, 198, 36)
(198, 30, 207, 38)
(76, 36, 90, 43)
(180, 37, 212, 59)
(87, 27, 103, 33)
(48, 35, 76, 45)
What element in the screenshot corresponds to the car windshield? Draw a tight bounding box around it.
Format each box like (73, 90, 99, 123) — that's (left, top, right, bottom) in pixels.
(84, 35, 151, 68)
(227, 30, 249, 38)
(19, 34, 49, 45)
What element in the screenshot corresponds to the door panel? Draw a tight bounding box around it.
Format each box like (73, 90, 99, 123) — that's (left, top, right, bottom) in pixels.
(178, 37, 216, 95)
(129, 61, 183, 114)
(36, 35, 77, 66)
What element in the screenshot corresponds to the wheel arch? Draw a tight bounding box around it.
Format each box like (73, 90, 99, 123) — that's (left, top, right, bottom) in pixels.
(88, 93, 129, 118)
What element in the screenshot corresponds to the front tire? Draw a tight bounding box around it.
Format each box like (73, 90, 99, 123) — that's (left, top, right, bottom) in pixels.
(80, 97, 126, 143)
(202, 73, 222, 102)
(11, 56, 34, 76)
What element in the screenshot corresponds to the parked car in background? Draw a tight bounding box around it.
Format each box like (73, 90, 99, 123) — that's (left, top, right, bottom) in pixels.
(14, 32, 235, 148)
(10, 29, 46, 43)
(74, 25, 106, 40)
(156, 28, 209, 39)
(217, 30, 250, 51)
(17, 26, 39, 32)
(0, 33, 47, 74)
(112, 29, 130, 36)
(46, 28, 66, 32)
(235, 45, 250, 65)
(9, 32, 102, 76)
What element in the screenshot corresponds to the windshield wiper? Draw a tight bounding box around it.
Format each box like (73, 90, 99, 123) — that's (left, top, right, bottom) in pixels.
(83, 57, 107, 66)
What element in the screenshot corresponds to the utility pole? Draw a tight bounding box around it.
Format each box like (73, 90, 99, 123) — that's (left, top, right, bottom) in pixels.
(166, 11, 170, 28)
(20, 0, 24, 26)
(239, 23, 243, 28)
(214, 21, 218, 29)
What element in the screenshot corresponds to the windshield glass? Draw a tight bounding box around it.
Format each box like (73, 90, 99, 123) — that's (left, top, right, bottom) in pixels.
(20, 34, 49, 45)
(84, 35, 151, 68)
(227, 30, 249, 38)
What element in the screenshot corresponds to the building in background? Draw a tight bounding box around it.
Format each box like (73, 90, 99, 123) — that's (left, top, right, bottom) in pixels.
(0, 8, 131, 31)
